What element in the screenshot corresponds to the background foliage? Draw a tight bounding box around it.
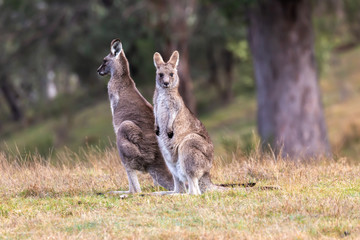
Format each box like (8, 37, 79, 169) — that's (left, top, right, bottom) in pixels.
(0, 0, 360, 160)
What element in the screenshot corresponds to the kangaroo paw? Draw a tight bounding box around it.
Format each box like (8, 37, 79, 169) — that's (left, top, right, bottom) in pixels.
(167, 131, 174, 139)
(155, 126, 160, 136)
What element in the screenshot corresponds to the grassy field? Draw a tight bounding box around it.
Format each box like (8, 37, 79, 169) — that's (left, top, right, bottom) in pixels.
(1, 38, 360, 240)
(0, 149, 359, 239)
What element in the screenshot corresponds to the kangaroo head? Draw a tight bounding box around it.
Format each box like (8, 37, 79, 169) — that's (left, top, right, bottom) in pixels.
(153, 51, 179, 89)
(97, 39, 125, 76)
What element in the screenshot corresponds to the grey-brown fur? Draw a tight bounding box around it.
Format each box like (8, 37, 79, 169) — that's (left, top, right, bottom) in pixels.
(153, 51, 219, 195)
(97, 39, 174, 193)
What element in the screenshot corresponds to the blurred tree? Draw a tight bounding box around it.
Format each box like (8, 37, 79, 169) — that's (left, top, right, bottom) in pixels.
(197, 2, 237, 103)
(148, 0, 197, 113)
(2, 0, 354, 158)
(0, 0, 63, 121)
(0, 76, 22, 121)
(0, 0, 110, 122)
(248, 0, 331, 158)
(344, 0, 360, 41)
(192, 1, 251, 105)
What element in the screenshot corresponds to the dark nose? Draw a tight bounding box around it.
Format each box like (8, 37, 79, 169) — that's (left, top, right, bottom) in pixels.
(164, 82, 169, 87)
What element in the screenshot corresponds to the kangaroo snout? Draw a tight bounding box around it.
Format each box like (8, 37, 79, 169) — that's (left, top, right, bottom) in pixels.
(163, 81, 169, 87)
(97, 65, 105, 76)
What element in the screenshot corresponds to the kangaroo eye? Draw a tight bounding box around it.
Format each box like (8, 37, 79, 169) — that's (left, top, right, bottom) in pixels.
(159, 73, 164, 78)
(170, 73, 174, 77)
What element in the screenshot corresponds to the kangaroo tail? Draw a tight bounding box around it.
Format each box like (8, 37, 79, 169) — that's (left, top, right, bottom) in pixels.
(218, 182, 256, 188)
(199, 172, 256, 193)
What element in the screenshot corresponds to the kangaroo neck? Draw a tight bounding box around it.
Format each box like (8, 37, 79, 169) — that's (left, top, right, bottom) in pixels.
(109, 50, 134, 89)
(157, 86, 180, 98)
(109, 73, 134, 93)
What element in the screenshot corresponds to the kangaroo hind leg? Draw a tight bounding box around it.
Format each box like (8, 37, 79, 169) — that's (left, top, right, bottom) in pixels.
(178, 134, 213, 195)
(108, 169, 141, 195)
(111, 120, 145, 195)
(187, 176, 201, 195)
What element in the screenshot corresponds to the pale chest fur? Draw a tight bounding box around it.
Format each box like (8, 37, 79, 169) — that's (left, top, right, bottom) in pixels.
(155, 93, 171, 130)
(154, 90, 181, 141)
(155, 90, 187, 181)
(108, 83, 120, 133)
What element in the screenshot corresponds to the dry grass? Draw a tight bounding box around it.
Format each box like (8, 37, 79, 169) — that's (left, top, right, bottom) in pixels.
(0, 147, 359, 239)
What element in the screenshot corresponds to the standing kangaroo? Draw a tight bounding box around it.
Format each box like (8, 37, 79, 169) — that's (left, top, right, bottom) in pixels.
(153, 51, 221, 195)
(97, 39, 174, 194)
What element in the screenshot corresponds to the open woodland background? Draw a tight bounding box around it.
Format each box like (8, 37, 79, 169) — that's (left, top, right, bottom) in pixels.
(1, 0, 360, 239)
(0, 0, 360, 161)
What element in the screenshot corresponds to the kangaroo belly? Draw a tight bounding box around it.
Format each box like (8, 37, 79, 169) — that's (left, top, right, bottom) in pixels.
(155, 95, 169, 131)
(155, 92, 188, 182)
(164, 160, 187, 182)
(157, 135, 187, 182)
(155, 98, 175, 160)
(157, 137, 173, 163)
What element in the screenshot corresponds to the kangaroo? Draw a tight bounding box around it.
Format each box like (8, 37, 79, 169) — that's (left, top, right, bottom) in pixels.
(153, 51, 222, 195)
(97, 39, 174, 194)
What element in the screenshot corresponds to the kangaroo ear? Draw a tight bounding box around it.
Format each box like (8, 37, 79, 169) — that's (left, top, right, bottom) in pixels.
(153, 52, 165, 68)
(168, 51, 179, 68)
(110, 39, 122, 57)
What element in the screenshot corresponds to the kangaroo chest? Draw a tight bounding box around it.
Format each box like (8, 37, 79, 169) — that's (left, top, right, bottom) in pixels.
(155, 91, 189, 183)
(108, 79, 123, 134)
(155, 93, 174, 128)
(108, 92, 119, 117)
(155, 92, 179, 159)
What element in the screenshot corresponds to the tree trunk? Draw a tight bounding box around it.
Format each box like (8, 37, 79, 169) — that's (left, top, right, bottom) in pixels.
(221, 49, 234, 103)
(206, 43, 221, 92)
(248, 0, 331, 158)
(164, 0, 197, 114)
(148, 0, 197, 113)
(171, 38, 196, 114)
(0, 76, 22, 121)
(206, 44, 235, 104)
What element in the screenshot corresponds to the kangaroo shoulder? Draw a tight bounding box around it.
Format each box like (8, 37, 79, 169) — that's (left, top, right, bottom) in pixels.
(153, 89, 159, 105)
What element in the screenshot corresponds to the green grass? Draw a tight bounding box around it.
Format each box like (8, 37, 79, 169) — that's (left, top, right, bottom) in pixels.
(321, 47, 360, 159)
(2, 192, 356, 239)
(0, 93, 258, 160)
(200, 94, 257, 155)
(0, 101, 114, 157)
(0, 151, 359, 239)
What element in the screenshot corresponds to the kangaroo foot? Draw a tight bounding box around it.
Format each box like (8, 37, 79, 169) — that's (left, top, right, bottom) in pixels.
(106, 190, 131, 199)
(151, 191, 182, 196)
